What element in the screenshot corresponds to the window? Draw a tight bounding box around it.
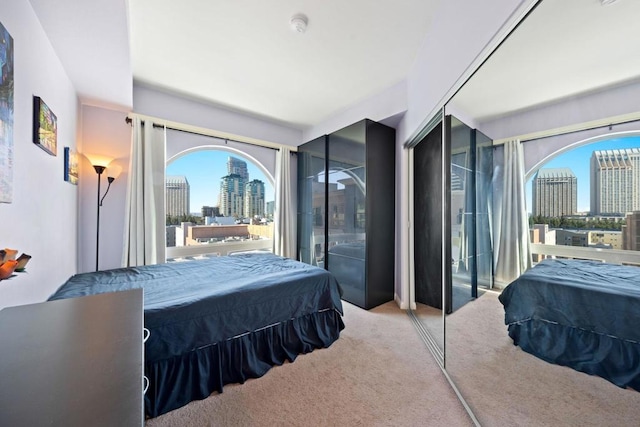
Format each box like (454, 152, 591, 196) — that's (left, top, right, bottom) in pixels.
(165, 149, 275, 258)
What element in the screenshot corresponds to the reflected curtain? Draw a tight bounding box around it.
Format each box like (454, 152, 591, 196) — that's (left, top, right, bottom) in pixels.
(122, 117, 166, 266)
(274, 147, 295, 258)
(453, 151, 472, 274)
(494, 139, 531, 284)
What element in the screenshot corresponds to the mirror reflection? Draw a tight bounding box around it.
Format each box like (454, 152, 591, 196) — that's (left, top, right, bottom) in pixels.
(448, 116, 494, 313)
(443, 0, 640, 425)
(412, 119, 445, 359)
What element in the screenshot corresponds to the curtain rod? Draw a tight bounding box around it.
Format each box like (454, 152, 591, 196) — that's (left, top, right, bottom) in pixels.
(125, 114, 298, 152)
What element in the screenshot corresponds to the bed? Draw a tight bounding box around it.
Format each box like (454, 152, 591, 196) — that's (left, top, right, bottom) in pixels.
(48, 253, 344, 417)
(499, 258, 640, 390)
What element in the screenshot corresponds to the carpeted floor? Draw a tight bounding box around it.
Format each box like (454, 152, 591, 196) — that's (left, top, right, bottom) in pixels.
(145, 301, 473, 427)
(446, 291, 640, 427)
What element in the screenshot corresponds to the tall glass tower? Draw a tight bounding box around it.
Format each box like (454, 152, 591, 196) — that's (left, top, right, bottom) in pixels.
(244, 179, 265, 218)
(219, 173, 244, 218)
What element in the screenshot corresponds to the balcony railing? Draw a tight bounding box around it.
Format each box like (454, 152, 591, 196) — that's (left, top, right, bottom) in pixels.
(166, 239, 273, 261)
(531, 243, 640, 266)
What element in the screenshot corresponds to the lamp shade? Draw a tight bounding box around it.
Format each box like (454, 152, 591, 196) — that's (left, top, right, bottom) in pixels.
(85, 153, 113, 168)
(105, 163, 123, 179)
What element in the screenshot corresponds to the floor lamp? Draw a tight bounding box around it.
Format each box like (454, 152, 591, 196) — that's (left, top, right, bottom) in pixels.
(89, 158, 117, 272)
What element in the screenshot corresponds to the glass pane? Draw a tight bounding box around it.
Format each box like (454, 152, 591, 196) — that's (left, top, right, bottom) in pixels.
(327, 122, 366, 307)
(450, 116, 475, 312)
(475, 130, 493, 289)
(297, 137, 326, 267)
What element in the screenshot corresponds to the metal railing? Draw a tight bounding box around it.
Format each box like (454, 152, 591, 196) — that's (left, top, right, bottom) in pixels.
(531, 243, 640, 266)
(166, 239, 273, 261)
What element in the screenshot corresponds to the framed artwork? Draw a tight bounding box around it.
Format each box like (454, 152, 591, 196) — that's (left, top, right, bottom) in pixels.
(32, 96, 57, 156)
(0, 21, 14, 203)
(64, 147, 78, 185)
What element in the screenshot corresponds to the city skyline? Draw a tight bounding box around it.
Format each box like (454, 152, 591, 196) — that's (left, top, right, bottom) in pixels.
(166, 150, 274, 215)
(526, 136, 640, 214)
(168, 137, 640, 217)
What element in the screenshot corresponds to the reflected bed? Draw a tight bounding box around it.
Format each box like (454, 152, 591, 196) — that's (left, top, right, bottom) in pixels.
(49, 253, 344, 417)
(499, 258, 640, 390)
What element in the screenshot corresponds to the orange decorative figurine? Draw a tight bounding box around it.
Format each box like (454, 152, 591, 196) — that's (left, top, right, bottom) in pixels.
(0, 259, 18, 280)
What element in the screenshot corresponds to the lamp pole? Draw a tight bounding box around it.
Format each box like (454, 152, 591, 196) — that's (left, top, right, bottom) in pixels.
(94, 165, 106, 271)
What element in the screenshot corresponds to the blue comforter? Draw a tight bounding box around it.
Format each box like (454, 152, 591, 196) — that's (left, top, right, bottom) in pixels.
(49, 253, 344, 416)
(499, 259, 640, 389)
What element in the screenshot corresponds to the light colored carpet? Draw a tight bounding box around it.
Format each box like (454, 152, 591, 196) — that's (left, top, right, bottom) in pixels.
(146, 301, 473, 427)
(446, 291, 640, 427)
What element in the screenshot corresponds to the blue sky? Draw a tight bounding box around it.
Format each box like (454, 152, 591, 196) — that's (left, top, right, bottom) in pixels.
(526, 135, 640, 213)
(168, 136, 640, 215)
(167, 151, 274, 214)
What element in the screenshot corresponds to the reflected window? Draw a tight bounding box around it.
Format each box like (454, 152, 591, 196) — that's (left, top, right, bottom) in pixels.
(527, 136, 640, 257)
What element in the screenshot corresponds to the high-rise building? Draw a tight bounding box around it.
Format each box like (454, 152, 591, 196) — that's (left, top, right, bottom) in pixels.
(591, 148, 640, 215)
(244, 179, 265, 218)
(166, 175, 190, 217)
(227, 156, 249, 185)
(226, 157, 249, 214)
(265, 201, 275, 219)
(219, 173, 244, 218)
(532, 168, 577, 217)
(623, 211, 640, 251)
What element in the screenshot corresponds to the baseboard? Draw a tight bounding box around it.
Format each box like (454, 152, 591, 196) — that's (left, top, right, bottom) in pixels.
(394, 293, 415, 310)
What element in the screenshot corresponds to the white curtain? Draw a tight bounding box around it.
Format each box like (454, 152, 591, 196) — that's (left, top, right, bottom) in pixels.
(274, 147, 296, 258)
(122, 117, 166, 266)
(494, 139, 531, 284)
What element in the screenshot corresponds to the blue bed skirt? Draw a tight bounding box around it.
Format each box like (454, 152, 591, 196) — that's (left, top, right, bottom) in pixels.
(49, 254, 345, 418)
(145, 308, 344, 417)
(499, 259, 640, 390)
(505, 317, 640, 390)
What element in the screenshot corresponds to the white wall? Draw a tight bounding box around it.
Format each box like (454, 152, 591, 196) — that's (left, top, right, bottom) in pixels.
(302, 80, 408, 142)
(480, 79, 640, 142)
(134, 84, 303, 147)
(0, 0, 79, 308)
(398, 0, 531, 145)
(78, 105, 131, 272)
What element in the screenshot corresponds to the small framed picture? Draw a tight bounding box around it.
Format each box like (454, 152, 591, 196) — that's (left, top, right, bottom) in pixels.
(33, 96, 57, 156)
(64, 147, 78, 185)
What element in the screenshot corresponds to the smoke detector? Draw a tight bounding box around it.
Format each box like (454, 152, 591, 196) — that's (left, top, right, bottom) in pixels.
(290, 14, 308, 33)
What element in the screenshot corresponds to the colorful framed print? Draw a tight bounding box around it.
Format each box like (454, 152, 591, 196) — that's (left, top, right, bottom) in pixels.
(33, 96, 57, 156)
(64, 147, 78, 185)
(0, 21, 14, 203)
